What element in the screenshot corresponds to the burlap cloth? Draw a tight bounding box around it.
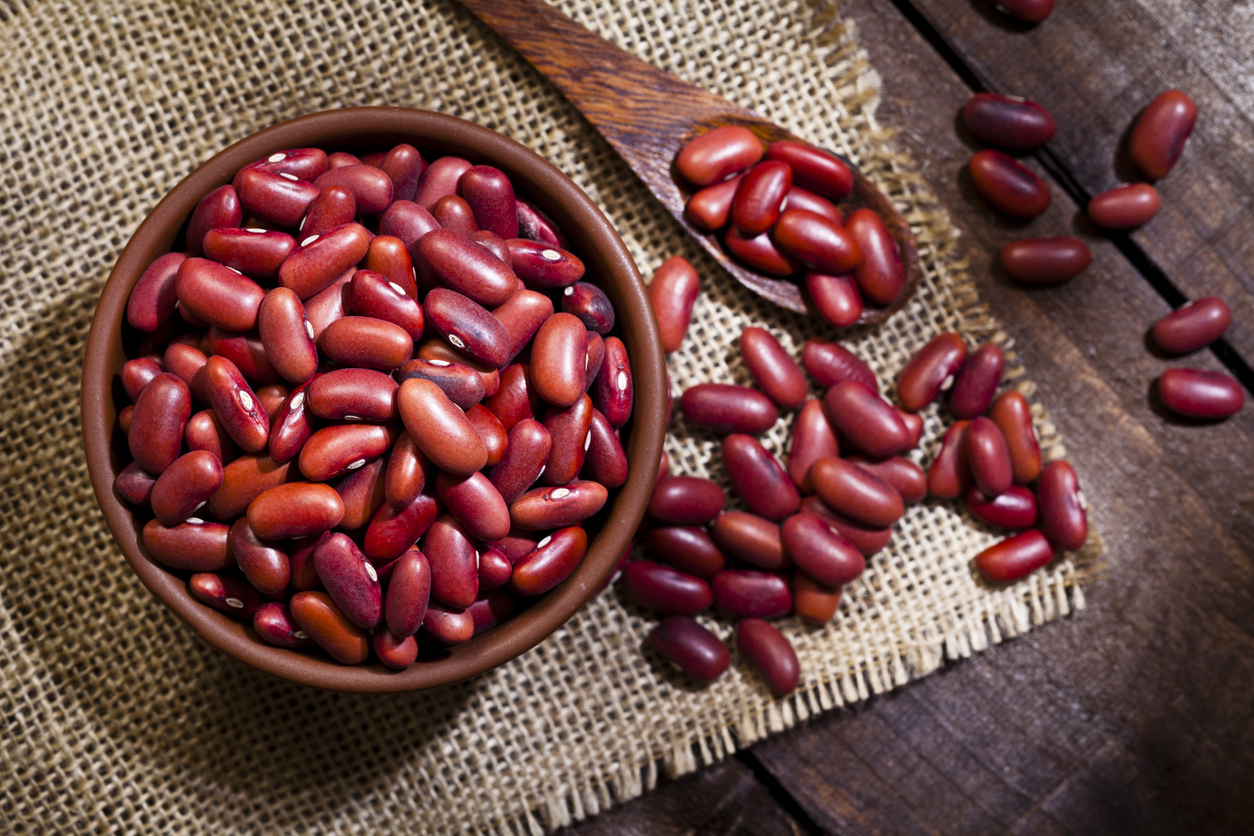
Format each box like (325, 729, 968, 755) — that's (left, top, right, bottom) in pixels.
(0, 0, 1103, 832)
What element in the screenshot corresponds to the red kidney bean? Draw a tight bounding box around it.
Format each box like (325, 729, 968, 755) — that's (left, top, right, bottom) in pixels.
(115, 461, 157, 505)
(175, 257, 265, 332)
(560, 283, 615, 336)
(681, 383, 779, 434)
(420, 513, 479, 609)
(300, 185, 356, 239)
(191, 572, 267, 621)
(510, 481, 608, 530)
(470, 230, 511, 265)
(312, 164, 393, 214)
(477, 546, 513, 591)
(347, 270, 424, 340)
(802, 339, 877, 392)
(186, 186, 241, 256)
(465, 404, 508, 467)
(793, 573, 841, 625)
(287, 531, 328, 591)
(975, 530, 1054, 582)
(739, 327, 806, 409)
(118, 405, 135, 436)
(127, 252, 186, 331)
(398, 377, 487, 475)
(966, 485, 1037, 529)
(993, 0, 1053, 21)
(468, 590, 517, 636)
(379, 144, 426, 202)
(364, 491, 439, 563)
(781, 186, 843, 226)
(622, 560, 712, 615)
(435, 471, 511, 543)
(498, 242, 581, 294)
(418, 229, 515, 306)
(202, 326, 280, 386)
(516, 198, 569, 249)
(488, 530, 540, 564)
(397, 359, 483, 411)
(736, 619, 800, 697)
(1001, 237, 1091, 286)
(318, 316, 413, 371)
(773, 208, 864, 275)
(1129, 89, 1197, 180)
(809, 456, 903, 528)
(646, 527, 726, 578)
(648, 476, 725, 525)
(267, 380, 315, 464)
(253, 601, 316, 649)
(1087, 183, 1160, 230)
(806, 272, 862, 327)
(968, 151, 1051, 219)
(488, 418, 551, 504)
(824, 381, 909, 459)
(298, 423, 396, 482)
(207, 453, 290, 520)
(485, 363, 539, 431)
(371, 627, 418, 670)
(988, 391, 1040, 485)
(962, 93, 1057, 150)
(590, 338, 632, 430)
(335, 456, 387, 530)
(845, 208, 904, 306)
(649, 255, 700, 353)
(725, 226, 802, 276)
(897, 332, 968, 412)
(237, 168, 320, 227)
(723, 434, 800, 521)
(364, 235, 418, 300)
(530, 313, 589, 409)
(202, 356, 269, 453)
(897, 409, 924, 450)
(781, 511, 866, 587)
(379, 201, 440, 254)
(457, 165, 518, 240)
(708, 511, 787, 570)
(583, 409, 628, 489)
(384, 548, 431, 637)
(226, 517, 289, 597)
(928, 420, 973, 499)
(257, 380, 291, 416)
(493, 289, 555, 363)
(1036, 460, 1088, 552)
(800, 498, 893, 556)
(582, 330, 605, 393)
(966, 416, 1013, 498)
(510, 526, 587, 596)
(129, 373, 191, 474)
(730, 160, 792, 235)
(949, 343, 1004, 418)
(414, 156, 474, 210)
(384, 433, 431, 510)
(685, 172, 745, 231)
(649, 615, 729, 681)
(764, 140, 852, 200)
(677, 126, 763, 187)
(312, 533, 382, 629)
(279, 222, 371, 299)
(121, 357, 162, 402)
(303, 268, 354, 339)
(150, 450, 223, 526)
(423, 289, 509, 367)
(1152, 297, 1232, 355)
(307, 368, 398, 423)
(289, 591, 369, 664)
(422, 603, 474, 645)
(712, 570, 791, 619)
(416, 339, 501, 396)
(787, 399, 838, 493)
(142, 518, 233, 572)
(851, 456, 926, 505)
(238, 148, 328, 184)
(247, 482, 344, 539)
(204, 227, 296, 281)
(255, 288, 317, 384)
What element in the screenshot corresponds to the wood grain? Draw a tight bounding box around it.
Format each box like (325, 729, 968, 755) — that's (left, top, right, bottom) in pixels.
(455, 0, 920, 323)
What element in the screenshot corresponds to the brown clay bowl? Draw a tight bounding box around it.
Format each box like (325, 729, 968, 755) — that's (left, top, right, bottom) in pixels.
(80, 107, 666, 693)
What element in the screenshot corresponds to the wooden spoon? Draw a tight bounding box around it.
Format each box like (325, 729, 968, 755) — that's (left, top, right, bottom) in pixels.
(457, 0, 919, 323)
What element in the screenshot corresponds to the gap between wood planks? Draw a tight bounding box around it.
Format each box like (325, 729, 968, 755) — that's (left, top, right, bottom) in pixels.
(884, 0, 1254, 396)
(735, 749, 824, 835)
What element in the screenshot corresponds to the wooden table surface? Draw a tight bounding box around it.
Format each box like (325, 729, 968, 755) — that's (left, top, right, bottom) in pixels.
(561, 1, 1254, 833)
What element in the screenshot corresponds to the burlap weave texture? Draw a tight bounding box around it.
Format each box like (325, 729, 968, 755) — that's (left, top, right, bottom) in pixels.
(0, 1, 1102, 833)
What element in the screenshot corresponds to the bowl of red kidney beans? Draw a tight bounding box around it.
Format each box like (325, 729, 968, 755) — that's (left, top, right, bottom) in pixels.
(81, 107, 666, 692)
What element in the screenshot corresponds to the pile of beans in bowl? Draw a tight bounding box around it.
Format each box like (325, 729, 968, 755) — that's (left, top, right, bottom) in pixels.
(117, 144, 633, 670)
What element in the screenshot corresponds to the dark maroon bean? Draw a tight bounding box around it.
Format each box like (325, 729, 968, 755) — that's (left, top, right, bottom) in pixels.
(433, 194, 480, 237)
(290, 591, 369, 664)
(712, 570, 791, 619)
(966, 416, 1013, 498)
(468, 590, 517, 636)
(385, 432, 431, 510)
(583, 331, 605, 393)
(127, 252, 186, 331)
(649, 616, 730, 682)
(740, 327, 806, 409)
(268, 380, 315, 464)
(730, 160, 792, 235)
(800, 498, 893, 556)
(422, 514, 480, 608)
(510, 526, 587, 596)
(414, 156, 474, 211)
(142, 518, 233, 572)
(121, 357, 162, 402)
(989, 392, 1041, 485)
(313, 164, 393, 214)
(485, 364, 539, 431)
(364, 492, 439, 563)
(204, 228, 296, 281)
(806, 272, 862, 327)
(591, 338, 632, 429)
(385, 548, 431, 637)
(685, 172, 745, 231)
(950, 343, 1004, 419)
(416, 339, 501, 396)
(300, 185, 356, 239)
(203, 355, 269, 453)
(648, 476, 725, 525)
(788, 399, 838, 493)
(764, 140, 852, 200)
(247, 482, 344, 539)
(202, 326, 280, 386)
(237, 168, 320, 227)
(190, 573, 267, 621)
(516, 198, 569, 248)
(380, 143, 425, 202)
(477, 547, 513, 592)
(622, 560, 712, 615)
(975, 530, 1054, 582)
(187, 409, 239, 462)
(397, 359, 483, 411)
(318, 316, 413, 371)
(436, 471, 511, 543)
(1152, 297, 1232, 355)
(928, 420, 973, 499)
(334, 456, 387, 530)
(725, 226, 802, 276)
(489, 530, 540, 564)
(186, 186, 241, 256)
(560, 282, 616, 335)
(253, 601, 316, 648)
(115, 461, 157, 506)
(492, 289, 555, 364)
(968, 150, 1051, 219)
(457, 165, 518, 240)
(256, 287, 317, 384)
(150, 450, 223, 526)
(772, 209, 862, 275)
(347, 270, 424, 341)
(470, 230, 511, 264)
(279, 222, 371, 300)
(962, 93, 1056, 150)
(175, 257, 265, 332)
(781, 186, 843, 225)
(237, 148, 328, 184)
(780, 512, 865, 587)
(424, 288, 510, 367)
(465, 404, 509, 467)
(227, 518, 289, 597)
(488, 418, 551, 504)
(897, 332, 968, 412)
(646, 527, 726, 578)
(1038, 460, 1088, 551)
(298, 423, 397, 482)
(709, 511, 787, 570)
(677, 126, 763, 187)
(723, 434, 800, 521)
(303, 268, 354, 339)
(681, 383, 778, 434)
(531, 313, 589, 409)
(649, 256, 700, 353)
(965, 485, 1037, 529)
(851, 456, 927, 505)
(1087, 183, 1160, 230)
(380, 200, 440, 253)
(1129, 90, 1197, 180)
(307, 368, 398, 423)
(583, 409, 628, 489)
(801, 339, 877, 391)
(507, 238, 585, 289)
(736, 619, 800, 697)
(823, 381, 909, 459)
(845, 209, 903, 306)
(129, 373, 191, 474)
(398, 378, 487, 475)
(809, 456, 903, 528)
(992, 0, 1053, 21)
(510, 481, 608, 530)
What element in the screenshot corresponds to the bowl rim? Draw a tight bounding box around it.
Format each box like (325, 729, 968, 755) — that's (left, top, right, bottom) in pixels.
(81, 106, 666, 693)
